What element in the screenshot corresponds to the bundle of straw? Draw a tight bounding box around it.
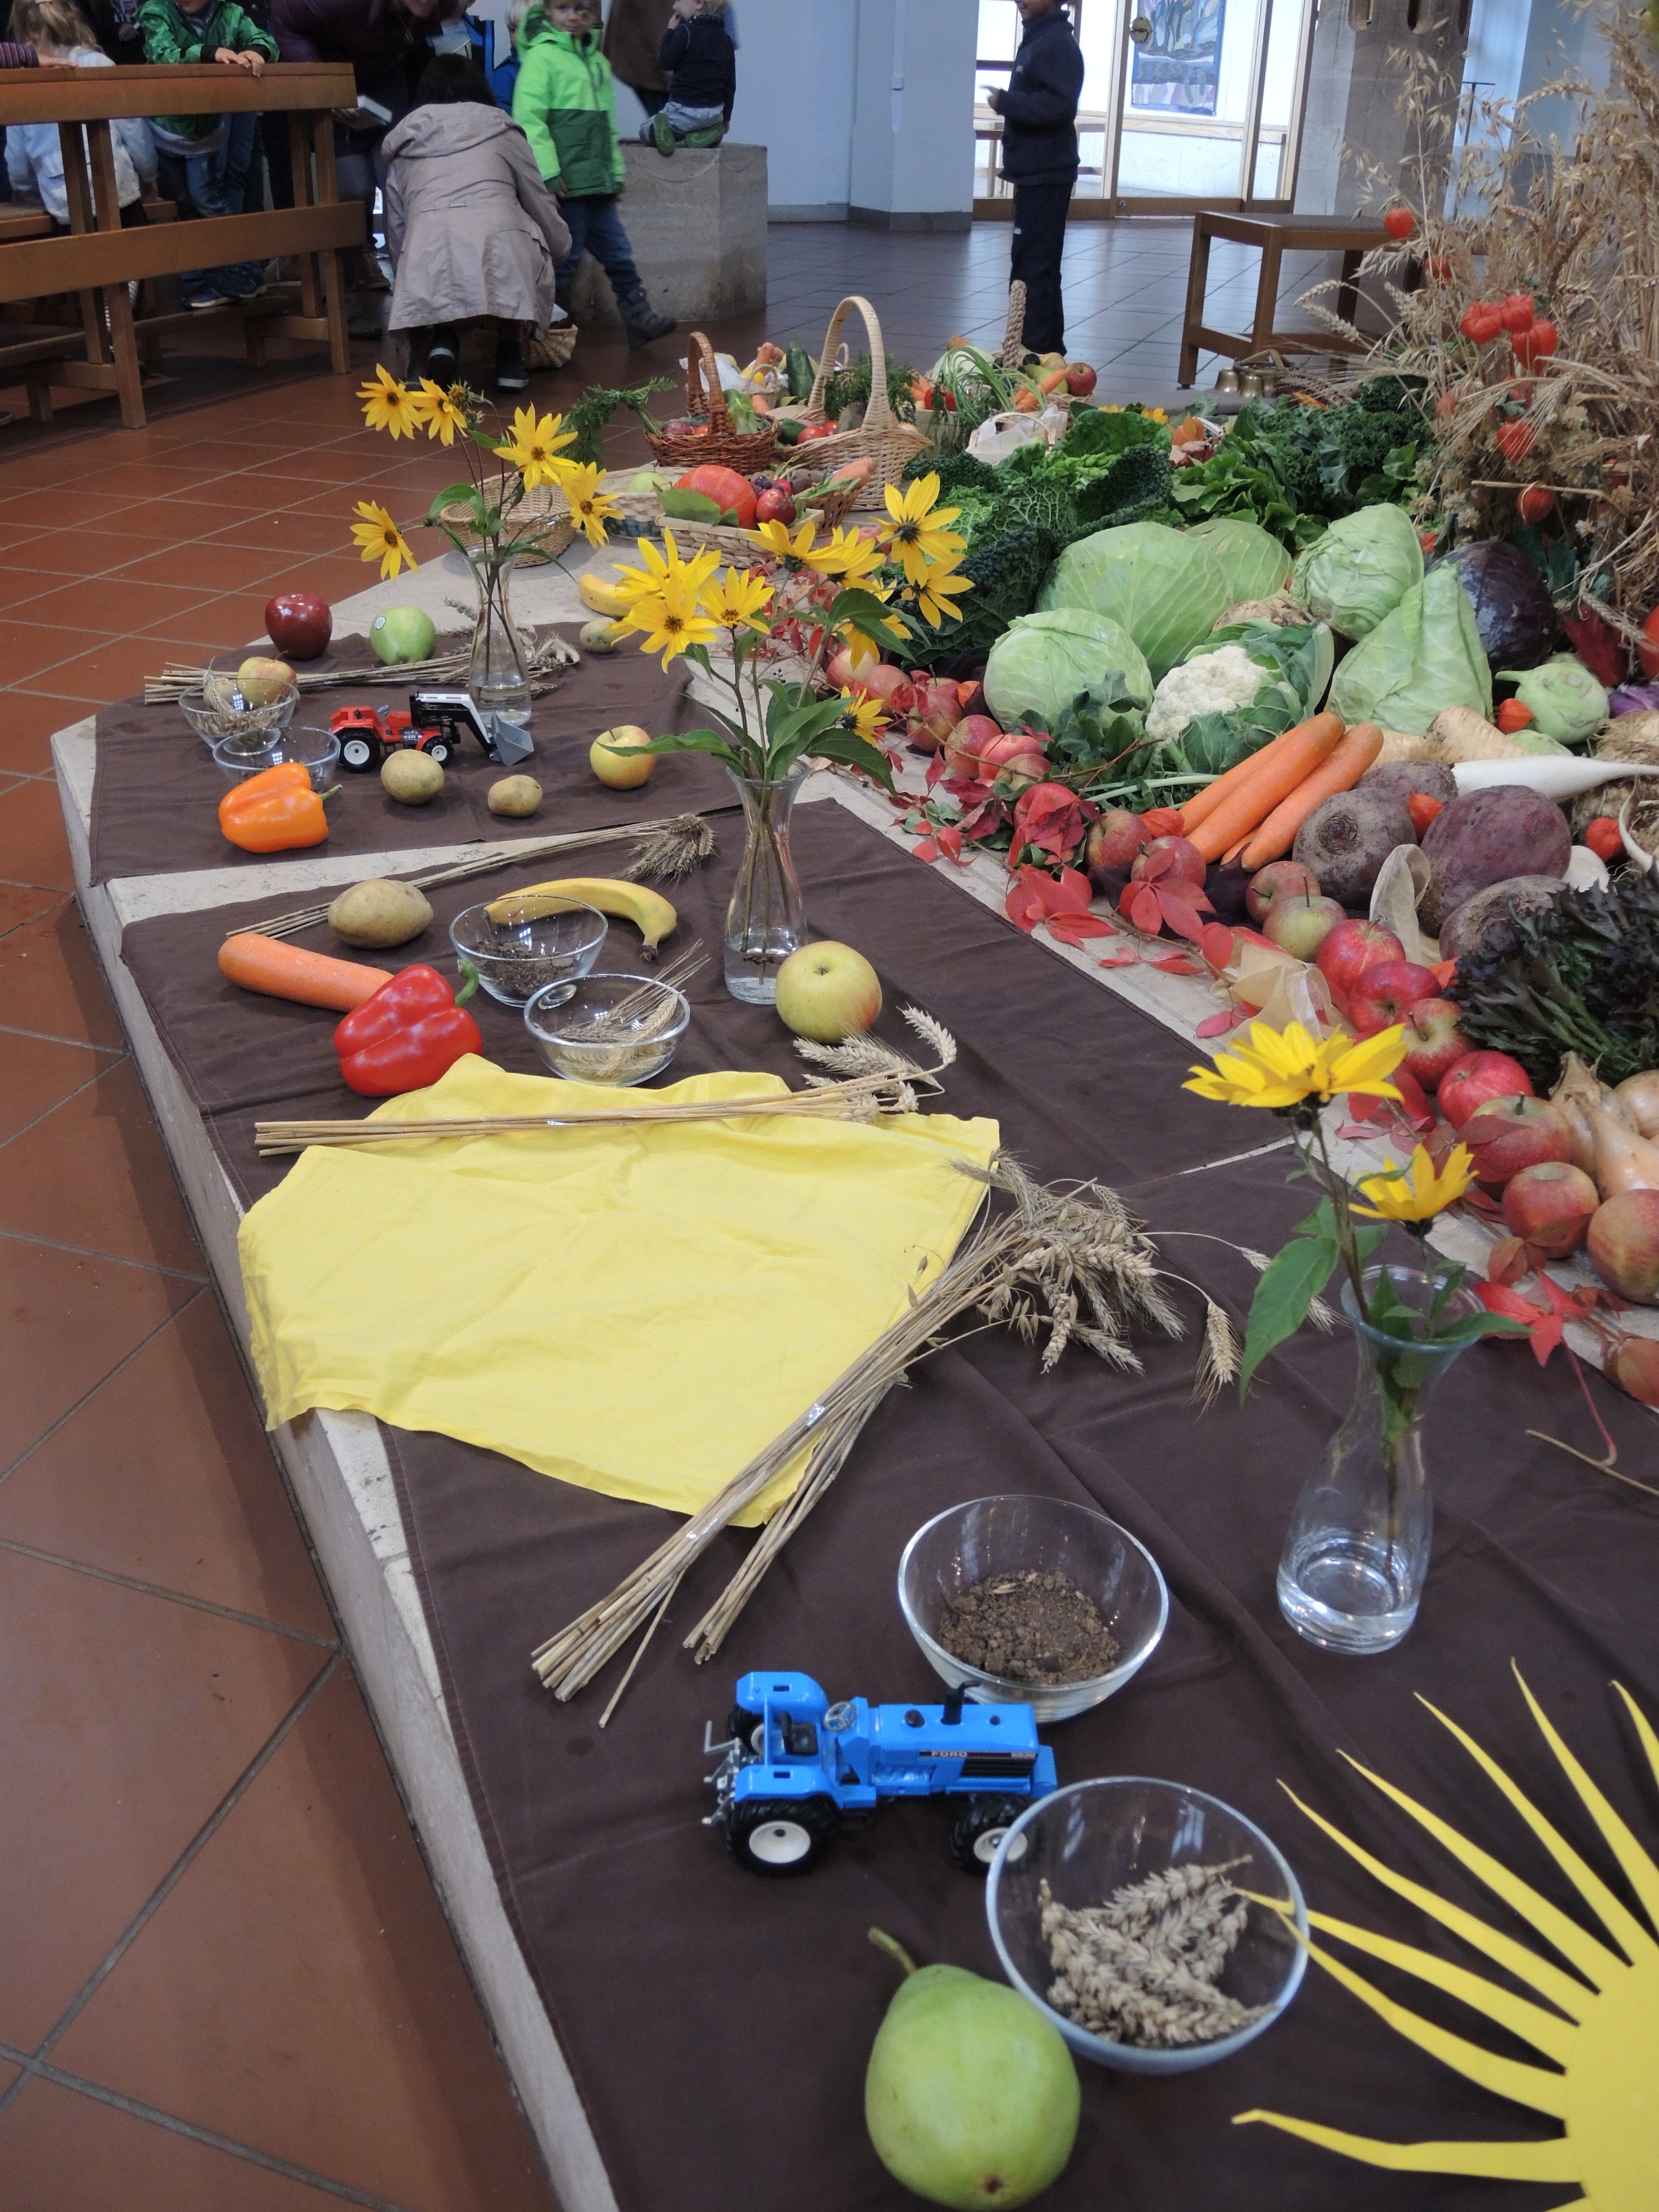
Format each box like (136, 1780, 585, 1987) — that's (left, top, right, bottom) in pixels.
(532, 1152, 1240, 1716)
(241, 813, 717, 943)
(145, 626, 578, 706)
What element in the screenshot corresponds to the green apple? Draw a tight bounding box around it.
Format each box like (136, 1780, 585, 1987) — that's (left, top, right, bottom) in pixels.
(774, 941, 882, 1043)
(370, 606, 437, 665)
(235, 654, 295, 705)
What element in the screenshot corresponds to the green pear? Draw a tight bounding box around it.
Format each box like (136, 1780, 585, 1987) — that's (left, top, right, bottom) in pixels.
(864, 1931, 1079, 2209)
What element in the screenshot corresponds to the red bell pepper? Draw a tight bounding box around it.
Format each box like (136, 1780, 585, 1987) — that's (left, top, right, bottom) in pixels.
(333, 963, 482, 1097)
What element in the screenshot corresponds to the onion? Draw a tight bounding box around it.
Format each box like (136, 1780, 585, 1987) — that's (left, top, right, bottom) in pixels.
(1588, 1101, 1659, 1198)
(1551, 1052, 1628, 1176)
(1613, 1069, 1659, 1139)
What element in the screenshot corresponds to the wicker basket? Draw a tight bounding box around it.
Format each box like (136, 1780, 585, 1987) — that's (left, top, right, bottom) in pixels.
(524, 322, 578, 371)
(999, 281, 1028, 371)
(780, 295, 932, 510)
(602, 474, 764, 561)
(436, 474, 577, 567)
(644, 331, 778, 475)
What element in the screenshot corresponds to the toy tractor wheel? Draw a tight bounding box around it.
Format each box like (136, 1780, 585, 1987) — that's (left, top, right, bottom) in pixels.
(726, 1796, 837, 1877)
(727, 1704, 763, 1754)
(419, 733, 455, 767)
(949, 1796, 1030, 1876)
(339, 733, 379, 772)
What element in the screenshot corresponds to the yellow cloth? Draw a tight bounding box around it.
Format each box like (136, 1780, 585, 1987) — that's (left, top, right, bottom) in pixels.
(240, 1056, 998, 1523)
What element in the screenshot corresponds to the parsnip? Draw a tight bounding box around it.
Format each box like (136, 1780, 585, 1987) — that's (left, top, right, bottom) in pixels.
(1425, 706, 1530, 761)
(1376, 728, 1441, 763)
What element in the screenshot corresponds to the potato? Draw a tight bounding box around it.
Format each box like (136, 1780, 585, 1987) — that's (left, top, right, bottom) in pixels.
(1292, 786, 1416, 907)
(1358, 760, 1457, 808)
(1419, 786, 1573, 933)
(487, 775, 542, 818)
(381, 750, 444, 805)
(328, 878, 433, 949)
(1438, 874, 1563, 962)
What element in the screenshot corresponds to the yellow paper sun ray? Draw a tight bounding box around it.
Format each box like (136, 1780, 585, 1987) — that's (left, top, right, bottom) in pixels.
(1277, 1785, 1593, 2020)
(1616, 1680, 1659, 1792)
(1238, 1672, 1659, 2212)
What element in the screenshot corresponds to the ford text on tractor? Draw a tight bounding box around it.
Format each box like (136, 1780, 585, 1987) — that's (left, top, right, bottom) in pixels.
(705, 1670, 1058, 1877)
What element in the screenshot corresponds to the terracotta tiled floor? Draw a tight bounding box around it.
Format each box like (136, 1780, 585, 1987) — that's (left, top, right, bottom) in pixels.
(0, 215, 1367, 2207)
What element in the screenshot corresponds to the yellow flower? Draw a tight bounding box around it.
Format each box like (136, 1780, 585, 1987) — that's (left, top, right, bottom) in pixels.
(410, 377, 472, 447)
(349, 498, 419, 581)
(1144, 406, 1168, 425)
(700, 566, 774, 632)
(358, 363, 421, 440)
(834, 586, 907, 666)
(1184, 1020, 1407, 1111)
(880, 474, 968, 584)
(1350, 1143, 1477, 1223)
(617, 528, 723, 606)
(757, 516, 825, 566)
(550, 459, 620, 547)
(906, 562, 974, 629)
(498, 406, 577, 489)
(839, 687, 890, 742)
(616, 576, 720, 668)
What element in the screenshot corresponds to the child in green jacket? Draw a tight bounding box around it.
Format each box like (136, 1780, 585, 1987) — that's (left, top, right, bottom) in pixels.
(511, 2, 673, 348)
(137, 0, 275, 307)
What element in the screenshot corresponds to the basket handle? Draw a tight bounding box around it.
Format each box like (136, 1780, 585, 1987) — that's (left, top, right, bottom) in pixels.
(686, 330, 732, 432)
(802, 295, 895, 430)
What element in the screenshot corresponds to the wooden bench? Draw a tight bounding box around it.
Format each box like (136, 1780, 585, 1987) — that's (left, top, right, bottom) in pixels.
(0, 61, 364, 429)
(1177, 210, 1391, 387)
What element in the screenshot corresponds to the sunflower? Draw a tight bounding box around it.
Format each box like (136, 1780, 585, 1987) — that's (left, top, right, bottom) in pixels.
(905, 562, 974, 629)
(410, 377, 473, 448)
(1184, 1021, 1407, 1111)
(1350, 1144, 1476, 1223)
(839, 688, 890, 742)
(616, 576, 720, 668)
(700, 566, 775, 633)
(756, 516, 825, 567)
(358, 363, 421, 440)
(813, 525, 892, 588)
(551, 459, 622, 547)
(349, 498, 419, 581)
(616, 528, 723, 609)
(497, 405, 577, 489)
(880, 474, 967, 585)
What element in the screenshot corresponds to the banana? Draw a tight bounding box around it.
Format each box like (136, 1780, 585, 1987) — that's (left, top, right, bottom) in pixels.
(578, 569, 641, 620)
(486, 877, 678, 953)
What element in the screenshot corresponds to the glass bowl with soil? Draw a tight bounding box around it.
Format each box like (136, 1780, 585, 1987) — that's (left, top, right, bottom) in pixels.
(524, 971, 690, 1086)
(898, 1495, 1168, 1723)
(450, 898, 607, 1009)
(986, 1777, 1307, 2073)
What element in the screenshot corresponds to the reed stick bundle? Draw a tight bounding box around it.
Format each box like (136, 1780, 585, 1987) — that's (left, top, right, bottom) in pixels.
(145, 627, 577, 705)
(532, 1154, 1240, 1708)
(238, 813, 718, 942)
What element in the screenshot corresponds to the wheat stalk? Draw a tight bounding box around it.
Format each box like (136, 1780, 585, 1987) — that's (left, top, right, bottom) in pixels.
(145, 626, 578, 704)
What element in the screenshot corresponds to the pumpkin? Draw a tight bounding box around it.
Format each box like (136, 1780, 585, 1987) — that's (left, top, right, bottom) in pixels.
(674, 465, 757, 527)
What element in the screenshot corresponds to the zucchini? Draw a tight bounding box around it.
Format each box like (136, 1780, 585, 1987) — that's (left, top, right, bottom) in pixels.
(786, 342, 815, 402)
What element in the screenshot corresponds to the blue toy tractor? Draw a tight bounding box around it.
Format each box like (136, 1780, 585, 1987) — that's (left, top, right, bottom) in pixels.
(704, 1670, 1058, 1877)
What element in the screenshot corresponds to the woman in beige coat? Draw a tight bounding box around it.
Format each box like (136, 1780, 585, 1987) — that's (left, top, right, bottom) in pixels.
(382, 52, 572, 391)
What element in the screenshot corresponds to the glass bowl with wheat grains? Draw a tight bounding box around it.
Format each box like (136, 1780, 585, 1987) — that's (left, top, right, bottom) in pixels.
(181, 652, 300, 744)
(450, 900, 608, 1009)
(898, 1495, 1168, 1723)
(986, 1777, 1307, 2073)
(523, 971, 691, 1086)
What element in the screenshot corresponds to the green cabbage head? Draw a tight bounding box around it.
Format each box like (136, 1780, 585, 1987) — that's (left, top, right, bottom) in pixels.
(1038, 521, 1228, 680)
(984, 609, 1152, 732)
(1291, 503, 1423, 639)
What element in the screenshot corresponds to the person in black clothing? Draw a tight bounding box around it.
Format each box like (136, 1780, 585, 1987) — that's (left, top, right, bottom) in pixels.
(987, 0, 1083, 357)
(642, 0, 733, 154)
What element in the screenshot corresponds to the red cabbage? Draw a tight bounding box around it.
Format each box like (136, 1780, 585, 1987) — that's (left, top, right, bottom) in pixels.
(1612, 682, 1659, 715)
(1431, 540, 1557, 669)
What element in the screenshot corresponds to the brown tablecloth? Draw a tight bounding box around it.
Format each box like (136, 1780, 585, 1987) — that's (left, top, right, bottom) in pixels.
(89, 627, 733, 884)
(117, 798, 1656, 2212)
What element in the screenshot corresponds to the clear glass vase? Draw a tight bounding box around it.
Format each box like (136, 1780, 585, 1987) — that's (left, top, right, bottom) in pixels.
(464, 545, 532, 742)
(723, 761, 808, 1003)
(1276, 1264, 1479, 1656)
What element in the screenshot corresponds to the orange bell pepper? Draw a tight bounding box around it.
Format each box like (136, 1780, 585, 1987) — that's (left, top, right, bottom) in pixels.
(218, 761, 334, 853)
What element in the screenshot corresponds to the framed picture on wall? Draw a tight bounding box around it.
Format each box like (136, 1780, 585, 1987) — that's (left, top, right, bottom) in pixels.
(1129, 0, 1225, 114)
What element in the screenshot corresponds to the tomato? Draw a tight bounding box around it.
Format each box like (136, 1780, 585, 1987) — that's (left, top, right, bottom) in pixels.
(1584, 817, 1624, 862)
(1517, 484, 1554, 524)
(1640, 607, 1659, 678)
(1383, 206, 1415, 239)
(1405, 793, 1443, 835)
(1496, 698, 1535, 733)
(1458, 301, 1503, 343)
(796, 422, 836, 444)
(1496, 419, 1535, 462)
(1500, 291, 1536, 333)
(676, 465, 757, 527)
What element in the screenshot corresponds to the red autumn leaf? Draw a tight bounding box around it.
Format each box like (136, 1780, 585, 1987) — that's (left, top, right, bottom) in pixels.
(912, 838, 939, 863)
(1486, 1236, 1533, 1286)
(1199, 923, 1236, 970)
(1012, 781, 1089, 863)
(1097, 950, 1141, 968)
(1048, 867, 1095, 913)
(1046, 912, 1117, 946)
(1159, 892, 1210, 944)
(1142, 807, 1186, 838)
(924, 752, 948, 790)
(1150, 953, 1202, 975)
(1475, 1279, 1564, 1367)
(1120, 882, 1164, 935)
(1195, 1008, 1249, 1038)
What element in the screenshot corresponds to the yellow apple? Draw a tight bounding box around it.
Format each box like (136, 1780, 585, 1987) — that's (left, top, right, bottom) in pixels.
(236, 654, 295, 706)
(774, 941, 883, 1043)
(591, 724, 655, 790)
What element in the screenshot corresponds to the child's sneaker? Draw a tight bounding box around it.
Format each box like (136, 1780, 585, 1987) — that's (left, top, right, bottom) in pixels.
(495, 339, 528, 392)
(221, 268, 265, 302)
(184, 280, 224, 310)
(684, 124, 726, 148)
(650, 111, 677, 155)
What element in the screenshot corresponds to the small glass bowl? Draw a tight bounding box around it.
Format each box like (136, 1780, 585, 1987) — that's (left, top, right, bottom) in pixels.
(898, 1495, 1168, 1723)
(986, 1777, 1307, 2073)
(269, 725, 342, 790)
(184, 654, 300, 742)
(525, 971, 690, 1086)
(209, 731, 287, 782)
(450, 899, 607, 1009)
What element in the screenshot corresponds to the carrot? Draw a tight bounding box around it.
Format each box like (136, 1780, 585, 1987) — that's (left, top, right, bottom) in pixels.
(1180, 712, 1345, 835)
(1235, 723, 1385, 871)
(1185, 713, 1347, 863)
(219, 932, 392, 1012)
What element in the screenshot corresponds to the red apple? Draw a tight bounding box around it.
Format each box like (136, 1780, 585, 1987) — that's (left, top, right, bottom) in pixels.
(1345, 959, 1442, 1038)
(1315, 919, 1404, 1000)
(1065, 362, 1098, 398)
(1587, 1189, 1659, 1304)
(263, 590, 332, 661)
(1401, 998, 1467, 1092)
(1438, 1049, 1535, 1131)
(1501, 1160, 1598, 1256)
(1246, 859, 1321, 924)
(943, 714, 1008, 776)
(1607, 1334, 1659, 1407)
(1085, 809, 1147, 878)
(905, 678, 963, 754)
(1131, 834, 1206, 887)
(990, 751, 1049, 796)
(1463, 1095, 1574, 1187)
(1263, 892, 1345, 961)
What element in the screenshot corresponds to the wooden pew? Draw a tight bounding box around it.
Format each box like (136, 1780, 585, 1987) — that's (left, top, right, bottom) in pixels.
(0, 61, 365, 429)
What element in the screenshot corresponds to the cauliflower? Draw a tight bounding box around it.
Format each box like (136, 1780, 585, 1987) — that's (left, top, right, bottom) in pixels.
(1145, 644, 1264, 745)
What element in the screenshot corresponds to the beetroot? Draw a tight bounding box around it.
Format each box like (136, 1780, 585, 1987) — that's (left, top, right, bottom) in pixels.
(1358, 761, 1458, 809)
(1419, 787, 1572, 933)
(1292, 786, 1415, 907)
(1438, 875, 1563, 961)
